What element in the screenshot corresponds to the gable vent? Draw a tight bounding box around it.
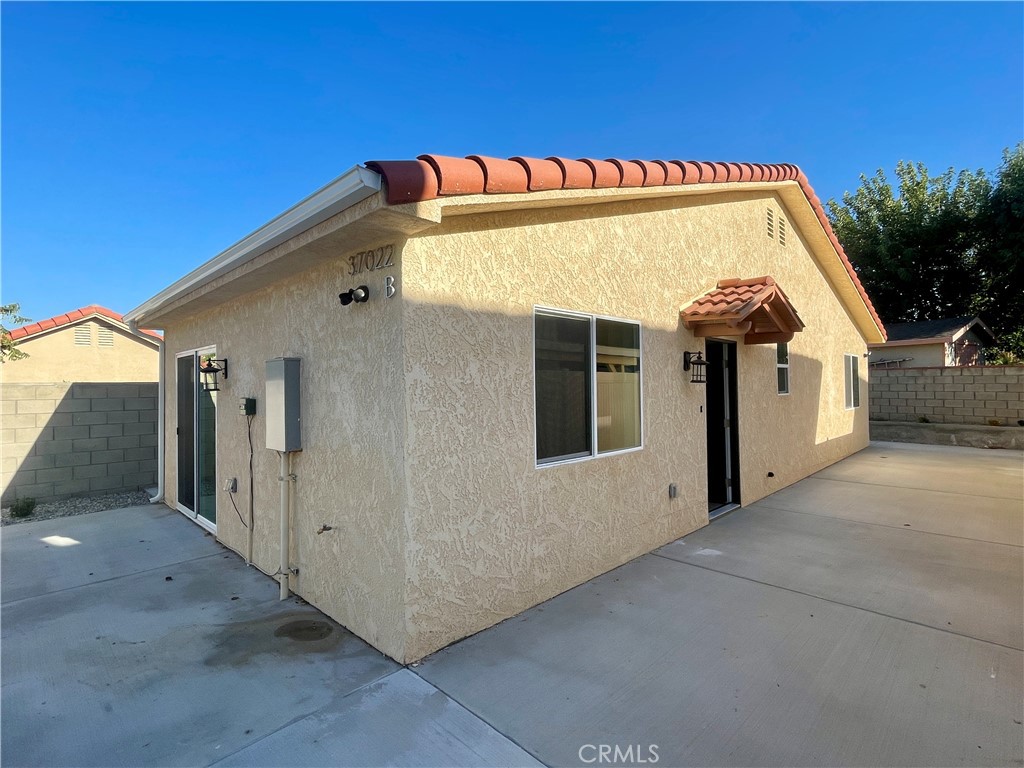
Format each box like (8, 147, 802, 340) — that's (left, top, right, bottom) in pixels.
(98, 327, 114, 347)
(74, 325, 92, 346)
(779, 216, 787, 247)
(766, 207, 775, 239)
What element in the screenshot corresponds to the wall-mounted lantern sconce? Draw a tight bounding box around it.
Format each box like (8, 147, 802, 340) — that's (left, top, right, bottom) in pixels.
(199, 357, 228, 392)
(339, 286, 370, 306)
(683, 351, 707, 384)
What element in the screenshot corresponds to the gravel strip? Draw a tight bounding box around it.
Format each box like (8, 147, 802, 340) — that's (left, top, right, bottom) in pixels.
(1, 490, 153, 526)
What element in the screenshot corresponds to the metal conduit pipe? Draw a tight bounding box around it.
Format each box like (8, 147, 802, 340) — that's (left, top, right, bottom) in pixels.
(279, 451, 292, 600)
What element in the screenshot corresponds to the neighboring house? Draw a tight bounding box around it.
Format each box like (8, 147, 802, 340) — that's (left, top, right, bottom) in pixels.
(125, 154, 886, 663)
(867, 316, 994, 368)
(4, 305, 162, 383)
(1, 306, 162, 505)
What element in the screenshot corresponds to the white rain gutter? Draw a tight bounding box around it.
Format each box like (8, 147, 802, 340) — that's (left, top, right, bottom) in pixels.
(123, 165, 381, 327)
(127, 320, 165, 504)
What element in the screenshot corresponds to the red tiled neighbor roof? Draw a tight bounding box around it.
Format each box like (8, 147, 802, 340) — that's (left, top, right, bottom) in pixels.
(365, 154, 885, 340)
(9, 305, 162, 341)
(682, 276, 805, 345)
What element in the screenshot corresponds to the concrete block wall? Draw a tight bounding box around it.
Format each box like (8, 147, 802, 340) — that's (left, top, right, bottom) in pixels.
(1, 383, 158, 505)
(870, 366, 1024, 425)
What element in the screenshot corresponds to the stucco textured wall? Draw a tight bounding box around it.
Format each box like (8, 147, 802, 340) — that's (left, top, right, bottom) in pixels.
(399, 191, 868, 659)
(3, 323, 159, 383)
(871, 342, 947, 369)
(156, 188, 869, 663)
(161, 248, 410, 660)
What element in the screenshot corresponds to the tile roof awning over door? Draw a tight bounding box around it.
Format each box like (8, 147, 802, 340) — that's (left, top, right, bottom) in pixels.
(681, 276, 806, 345)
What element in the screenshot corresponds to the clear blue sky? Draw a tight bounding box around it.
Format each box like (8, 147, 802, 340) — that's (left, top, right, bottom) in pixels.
(2, 2, 1021, 325)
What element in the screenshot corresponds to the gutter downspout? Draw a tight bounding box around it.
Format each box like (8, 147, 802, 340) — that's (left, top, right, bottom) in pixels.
(130, 320, 165, 504)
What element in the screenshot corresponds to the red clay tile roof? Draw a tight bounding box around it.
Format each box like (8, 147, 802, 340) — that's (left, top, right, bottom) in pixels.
(364, 154, 885, 340)
(682, 276, 805, 345)
(8, 305, 162, 341)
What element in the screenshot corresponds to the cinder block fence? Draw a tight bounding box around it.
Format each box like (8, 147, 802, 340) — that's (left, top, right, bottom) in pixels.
(870, 366, 1024, 425)
(1, 382, 158, 505)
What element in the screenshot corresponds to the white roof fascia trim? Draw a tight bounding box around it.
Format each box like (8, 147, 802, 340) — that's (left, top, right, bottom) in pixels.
(125, 165, 382, 325)
(950, 318, 993, 344)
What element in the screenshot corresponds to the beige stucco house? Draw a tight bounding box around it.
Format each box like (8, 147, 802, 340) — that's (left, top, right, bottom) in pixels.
(3, 305, 161, 383)
(125, 154, 886, 663)
(2, 306, 162, 505)
(868, 316, 994, 368)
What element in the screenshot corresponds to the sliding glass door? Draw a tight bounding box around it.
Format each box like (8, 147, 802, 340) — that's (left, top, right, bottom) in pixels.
(176, 350, 217, 529)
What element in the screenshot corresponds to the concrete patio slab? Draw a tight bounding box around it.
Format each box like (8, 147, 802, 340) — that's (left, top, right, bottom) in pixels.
(815, 441, 1022, 501)
(1, 504, 223, 603)
(416, 444, 1024, 767)
(3, 443, 1021, 767)
(214, 669, 543, 767)
(656, 506, 1023, 649)
(416, 553, 1022, 767)
(1, 506, 535, 768)
(756, 476, 1021, 546)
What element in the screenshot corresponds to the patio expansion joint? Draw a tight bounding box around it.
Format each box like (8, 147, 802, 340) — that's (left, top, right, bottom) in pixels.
(408, 667, 553, 768)
(750, 501, 1024, 549)
(809, 474, 1021, 502)
(205, 667, 406, 768)
(0, 550, 226, 607)
(649, 552, 1024, 653)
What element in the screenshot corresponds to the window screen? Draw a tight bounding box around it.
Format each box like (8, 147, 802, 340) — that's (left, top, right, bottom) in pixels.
(535, 312, 592, 463)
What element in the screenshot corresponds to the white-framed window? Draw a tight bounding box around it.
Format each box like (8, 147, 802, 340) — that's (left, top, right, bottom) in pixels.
(534, 308, 642, 466)
(777, 343, 790, 395)
(844, 354, 861, 409)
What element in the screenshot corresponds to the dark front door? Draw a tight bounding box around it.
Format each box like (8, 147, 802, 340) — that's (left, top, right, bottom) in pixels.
(705, 340, 740, 515)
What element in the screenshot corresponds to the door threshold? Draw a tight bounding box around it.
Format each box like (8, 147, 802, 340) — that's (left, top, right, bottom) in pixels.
(176, 506, 217, 534)
(709, 503, 740, 521)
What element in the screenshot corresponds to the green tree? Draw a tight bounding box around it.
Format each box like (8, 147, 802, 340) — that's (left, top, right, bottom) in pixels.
(827, 145, 1024, 360)
(1, 303, 30, 363)
(827, 161, 990, 323)
(972, 146, 1024, 359)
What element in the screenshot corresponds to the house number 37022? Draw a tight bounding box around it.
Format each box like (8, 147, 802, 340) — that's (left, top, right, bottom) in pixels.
(348, 244, 394, 276)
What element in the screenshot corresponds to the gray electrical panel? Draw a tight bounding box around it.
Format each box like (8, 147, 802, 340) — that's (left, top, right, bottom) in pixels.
(266, 357, 301, 452)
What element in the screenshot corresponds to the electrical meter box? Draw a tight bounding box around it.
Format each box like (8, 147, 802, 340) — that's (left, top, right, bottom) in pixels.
(266, 357, 301, 452)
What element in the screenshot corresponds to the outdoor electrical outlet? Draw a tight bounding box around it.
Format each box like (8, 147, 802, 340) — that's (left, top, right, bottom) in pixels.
(224, 478, 238, 493)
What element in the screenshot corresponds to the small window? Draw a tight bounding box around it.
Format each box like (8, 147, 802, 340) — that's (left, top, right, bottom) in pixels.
(535, 309, 642, 465)
(766, 207, 775, 239)
(777, 343, 790, 395)
(779, 216, 787, 247)
(74, 325, 91, 346)
(844, 354, 861, 409)
(98, 327, 114, 347)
